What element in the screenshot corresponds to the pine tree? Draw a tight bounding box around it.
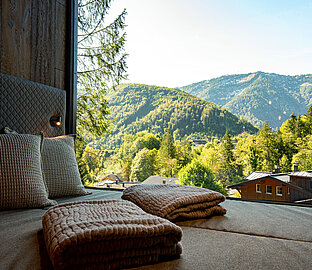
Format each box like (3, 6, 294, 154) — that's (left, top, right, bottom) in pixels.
(257, 121, 278, 171)
(159, 132, 175, 160)
(280, 154, 291, 172)
(219, 130, 234, 168)
(77, 0, 127, 140)
(305, 106, 312, 130)
(76, 1, 127, 183)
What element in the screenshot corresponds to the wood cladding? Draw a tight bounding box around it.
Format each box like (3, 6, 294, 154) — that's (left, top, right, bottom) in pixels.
(0, 0, 67, 90)
(238, 179, 291, 202)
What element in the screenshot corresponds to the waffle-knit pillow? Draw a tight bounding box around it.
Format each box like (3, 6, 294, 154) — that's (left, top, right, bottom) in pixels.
(41, 135, 90, 198)
(0, 134, 56, 209)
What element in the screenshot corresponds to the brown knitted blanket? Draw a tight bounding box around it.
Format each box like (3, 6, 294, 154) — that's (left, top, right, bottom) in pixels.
(42, 200, 182, 270)
(122, 184, 226, 221)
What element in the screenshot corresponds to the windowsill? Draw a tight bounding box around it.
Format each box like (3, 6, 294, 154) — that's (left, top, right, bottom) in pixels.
(266, 192, 272, 195)
(276, 194, 283, 196)
(256, 191, 262, 193)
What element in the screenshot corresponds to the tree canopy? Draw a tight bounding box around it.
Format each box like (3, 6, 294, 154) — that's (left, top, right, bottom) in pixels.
(76, 0, 127, 182)
(77, 0, 127, 140)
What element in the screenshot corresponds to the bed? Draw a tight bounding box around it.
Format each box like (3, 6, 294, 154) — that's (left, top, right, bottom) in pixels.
(1, 73, 312, 270)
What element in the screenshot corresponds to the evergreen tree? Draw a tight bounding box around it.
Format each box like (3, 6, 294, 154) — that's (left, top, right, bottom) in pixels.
(280, 154, 291, 172)
(76, 0, 127, 183)
(288, 113, 297, 134)
(305, 106, 312, 130)
(295, 114, 309, 138)
(159, 132, 176, 159)
(249, 146, 259, 172)
(219, 130, 234, 168)
(156, 132, 177, 177)
(175, 140, 192, 170)
(77, 0, 127, 140)
(257, 121, 278, 171)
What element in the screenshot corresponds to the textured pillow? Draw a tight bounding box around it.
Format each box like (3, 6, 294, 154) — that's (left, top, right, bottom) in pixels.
(0, 134, 56, 209)
(41, 135, 90, 198)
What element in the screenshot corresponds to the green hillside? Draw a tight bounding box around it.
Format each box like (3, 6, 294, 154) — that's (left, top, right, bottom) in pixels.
(180, 72, 312, 129)
(100, 84, 257, 149)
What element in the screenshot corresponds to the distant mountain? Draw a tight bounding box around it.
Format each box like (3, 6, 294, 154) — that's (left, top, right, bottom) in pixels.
(180, 72, 312, 129)
(101, 84, 258, 149)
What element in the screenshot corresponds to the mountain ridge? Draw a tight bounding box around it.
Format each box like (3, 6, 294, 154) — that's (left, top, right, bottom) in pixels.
(179, 71, 312, 128)
(101, 83, 258, 149)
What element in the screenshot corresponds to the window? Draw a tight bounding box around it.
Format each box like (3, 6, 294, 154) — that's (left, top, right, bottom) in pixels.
(256, 184, 261, 193)
(276, 186, 283, 196)
(266, 185, 272, 194)
(288, 187, 290, 195)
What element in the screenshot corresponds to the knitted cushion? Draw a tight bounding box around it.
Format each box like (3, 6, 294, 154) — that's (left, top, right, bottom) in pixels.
(43, 200, 182, 270)
(41, 135, 90, 198)
(122, 184, 226, 221)
(0, 134, 56, 209)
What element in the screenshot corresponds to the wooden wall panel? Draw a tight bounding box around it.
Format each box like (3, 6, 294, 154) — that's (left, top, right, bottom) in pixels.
(0, 0, 67, 90)
(54, 0, 66, 90)
(30, 0, 56, 87)
(1, 0, 32, 79)
(55, 1, 66, 71)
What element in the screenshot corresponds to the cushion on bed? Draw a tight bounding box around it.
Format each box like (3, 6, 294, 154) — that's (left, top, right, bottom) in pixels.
(41, 135, 90, 198)
(0, 134, 56, 209)
(43, 200, 182, 270)
(122, 184, 226, 221)
(1, 128, 90, 198)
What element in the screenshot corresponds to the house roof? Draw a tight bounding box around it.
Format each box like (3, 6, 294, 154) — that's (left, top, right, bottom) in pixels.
(245, 171, 271, 180)
(141, 176, 179, 185)
(245, 171, 290, 182)
(289, 171, 312, 178)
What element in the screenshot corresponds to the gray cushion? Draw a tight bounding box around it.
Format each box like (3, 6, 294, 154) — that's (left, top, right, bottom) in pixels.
(0, 134, 56, 209)
(41, 135, 90, 198)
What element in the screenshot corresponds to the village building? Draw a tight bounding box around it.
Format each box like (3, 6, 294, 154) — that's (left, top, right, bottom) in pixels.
(141, 176, 179, 185)
(228, 169, 312, 203)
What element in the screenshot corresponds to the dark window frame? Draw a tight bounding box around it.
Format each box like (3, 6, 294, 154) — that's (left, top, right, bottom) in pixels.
(266, 185, 272, 194)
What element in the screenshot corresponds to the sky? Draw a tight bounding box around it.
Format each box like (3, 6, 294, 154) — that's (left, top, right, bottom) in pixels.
(109, 0, 312, 88)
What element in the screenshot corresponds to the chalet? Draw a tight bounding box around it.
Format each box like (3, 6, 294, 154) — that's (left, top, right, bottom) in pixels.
(228, 170, 312, 203)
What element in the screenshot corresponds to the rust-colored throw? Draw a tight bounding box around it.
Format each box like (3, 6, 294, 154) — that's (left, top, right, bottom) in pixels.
(122, 184, 226, 221)
(42, 200, 182, 270)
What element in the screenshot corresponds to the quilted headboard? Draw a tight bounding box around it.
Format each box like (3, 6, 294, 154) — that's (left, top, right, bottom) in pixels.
(0, 73, 66, 137)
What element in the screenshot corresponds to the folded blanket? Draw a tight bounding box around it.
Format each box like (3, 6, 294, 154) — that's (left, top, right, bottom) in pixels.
(122, 184, 226, 221)
(42, 200, 182, 270)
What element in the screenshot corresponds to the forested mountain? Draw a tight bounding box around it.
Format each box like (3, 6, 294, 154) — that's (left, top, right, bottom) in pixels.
(180, 72, 312, 129)
(100, 84, 257, 149)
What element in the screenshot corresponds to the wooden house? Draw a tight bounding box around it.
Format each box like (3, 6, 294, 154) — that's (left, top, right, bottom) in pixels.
(228, 171, 312, 203)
